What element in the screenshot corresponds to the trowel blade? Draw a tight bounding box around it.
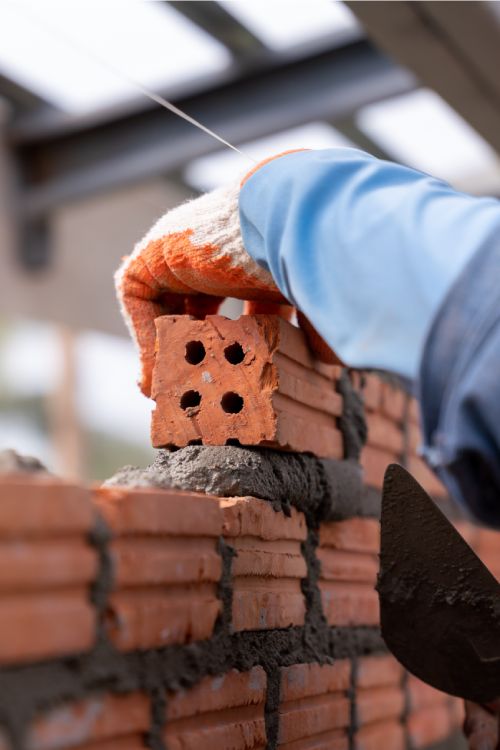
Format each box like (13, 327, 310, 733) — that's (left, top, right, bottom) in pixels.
(379, 464, 500, 703)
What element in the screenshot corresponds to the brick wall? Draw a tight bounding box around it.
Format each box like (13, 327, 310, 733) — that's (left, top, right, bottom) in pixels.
(0, 315, 494, 750)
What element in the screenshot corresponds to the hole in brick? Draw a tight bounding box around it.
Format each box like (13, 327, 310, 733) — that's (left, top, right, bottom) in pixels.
(185, 340, 206, 365)
(221, 392, 244, 414)
(226, 438, 241, 446)
(180, 390, 202, 410)
(188, 439, 203, 445)
(224, 342, 245, 365)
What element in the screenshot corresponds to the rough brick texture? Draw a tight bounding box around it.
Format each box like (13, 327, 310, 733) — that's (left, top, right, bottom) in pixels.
(0, 474, 97, 665)
(151, 314, 343, 458)
(318, 519, 380, 627)
(0, 362, 495, 750)
(278, 663, 351, 748)
(165, 668, 267, 750)
(222, 496, 307, 631)
(95, 486, 223, 650)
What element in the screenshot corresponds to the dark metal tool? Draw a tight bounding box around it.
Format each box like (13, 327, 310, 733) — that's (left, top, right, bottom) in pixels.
(378, 464, 500, 703)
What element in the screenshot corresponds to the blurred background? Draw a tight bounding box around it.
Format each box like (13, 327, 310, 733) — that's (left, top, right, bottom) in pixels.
(1, 0, 500, 481)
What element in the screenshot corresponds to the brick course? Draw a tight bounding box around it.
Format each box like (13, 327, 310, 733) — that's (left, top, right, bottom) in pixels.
(0, 349, 495, 749)
(95, 487, 223, 650)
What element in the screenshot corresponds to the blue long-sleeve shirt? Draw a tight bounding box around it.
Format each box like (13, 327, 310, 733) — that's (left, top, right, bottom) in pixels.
(239, 148, 500, 526)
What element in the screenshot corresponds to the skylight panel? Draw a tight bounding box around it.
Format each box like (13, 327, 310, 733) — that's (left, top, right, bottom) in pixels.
(356, 89, 500, 194)
(0, 1, 231, 113)
(184, 121, 355, 192)
(221, 0, 359, 51)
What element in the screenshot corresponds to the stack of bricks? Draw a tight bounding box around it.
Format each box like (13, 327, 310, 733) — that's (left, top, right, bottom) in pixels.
(1, 312, 496, 750)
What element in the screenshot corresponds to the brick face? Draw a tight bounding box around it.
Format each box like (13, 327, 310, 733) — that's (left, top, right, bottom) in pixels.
(0, 475, 97, 665)
(28, 693, 150, 750)
(222, 497, 307, 631)
(96, 487, 223, 650)
(0, 353, 487, 750)
(151, 315, 343, 458)
(165, 668, 267, 750)
(278, 663, 351, 748)
(319, 519, 380, 627)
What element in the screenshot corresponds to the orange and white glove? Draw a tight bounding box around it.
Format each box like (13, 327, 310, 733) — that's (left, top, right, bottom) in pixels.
(115, 156, 336, 397)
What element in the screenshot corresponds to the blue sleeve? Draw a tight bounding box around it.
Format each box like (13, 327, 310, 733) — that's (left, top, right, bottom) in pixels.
(419, 238, 500, 528)
(239, 148, 500, 525)
(239, 148, 500, 380)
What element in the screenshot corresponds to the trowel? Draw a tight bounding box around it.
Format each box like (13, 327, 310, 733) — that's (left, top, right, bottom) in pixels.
(378, 464, 500, 704)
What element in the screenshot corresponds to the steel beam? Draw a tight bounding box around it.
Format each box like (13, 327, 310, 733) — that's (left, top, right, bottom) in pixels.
(9, 40, 415, 219)
(169, 1, 269, 64)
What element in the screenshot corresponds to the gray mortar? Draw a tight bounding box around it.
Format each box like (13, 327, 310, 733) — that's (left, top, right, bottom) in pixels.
(104, 446, 376, 521)
(338, 370, 367, 461)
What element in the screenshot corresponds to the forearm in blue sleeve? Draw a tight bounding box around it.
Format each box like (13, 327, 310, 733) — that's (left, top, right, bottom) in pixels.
(239, 148, 500, 381)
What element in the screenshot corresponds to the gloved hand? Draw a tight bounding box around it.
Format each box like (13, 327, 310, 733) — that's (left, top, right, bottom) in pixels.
(464, 699, 500, 750)
(115, 153, 336, 397)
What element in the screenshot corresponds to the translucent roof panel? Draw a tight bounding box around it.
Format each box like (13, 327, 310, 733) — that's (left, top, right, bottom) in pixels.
(0, 1, 231, 113)
(184, 121, 355, 192)
(221, 0, 359, 51)
(356, 88, 500, 195)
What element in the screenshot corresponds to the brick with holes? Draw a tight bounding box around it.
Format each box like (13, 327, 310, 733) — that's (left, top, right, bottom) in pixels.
(150, 314, 343, 458)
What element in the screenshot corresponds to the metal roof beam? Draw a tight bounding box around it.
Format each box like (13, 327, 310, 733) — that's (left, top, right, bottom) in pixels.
(168, 1, 270, 64)
(10, 40, 416, 219)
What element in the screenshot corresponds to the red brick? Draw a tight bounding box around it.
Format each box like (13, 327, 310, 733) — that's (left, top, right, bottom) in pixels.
(0, 476, 93, 537)
(151, 314, 343, 459)
(381, 383, 406, 422)
(408, 397, 421, 425)
(96, 487, 223, 651)
(222, 498, 307, 631)
(279, 696, 350, 745)
(278, 661, 351, 748)
(278, 731, 348, 750)
(105, 584, 221, 651)
(407, 675, 449, 711)
(319, 519, 380, 554)
(317, 549, 377, 584)
(0, 591, 95, 665)
(72, 739, 147, 750)
(407, 706, 452, 748)
(450, 697, 465, 727)
(0, 539, 97, 591)
(95, 487, 223, 537)
(232, 579, 305, 631)
(281, 662, 351, 702)
(28, 693, 150, 750)
(365, 414, 403, 455)
(165, 668, 266, 750)
(361, 375, 383, 412)
(320, 582, 379, 627)
(453, 520, 479, 549)
(354, 721, 405, 750)
(406, 457, 446, 498)
(356, 687, 404, 725)
(407, 421, 421, 454)
(110, 537, 221, 587)
(360, 447, 399, 489)
(356, 655, 403, 689)
(167, 667, 266, 718)
(222, 497, 307, 542)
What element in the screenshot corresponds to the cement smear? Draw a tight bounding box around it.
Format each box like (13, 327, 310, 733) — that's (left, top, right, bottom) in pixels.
(105, 446, 377, 520)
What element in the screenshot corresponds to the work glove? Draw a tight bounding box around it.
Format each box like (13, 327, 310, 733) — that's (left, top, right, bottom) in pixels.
(115, 153, 336, 397)
(464, 699, 500, 750)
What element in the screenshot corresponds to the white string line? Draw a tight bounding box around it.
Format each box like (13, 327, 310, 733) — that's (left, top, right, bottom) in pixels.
(11, 0, 257, 163)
